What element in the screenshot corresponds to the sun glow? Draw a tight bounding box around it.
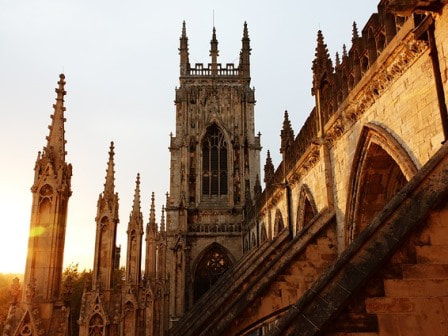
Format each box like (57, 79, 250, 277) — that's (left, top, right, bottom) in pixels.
(0, 188, 30, 274)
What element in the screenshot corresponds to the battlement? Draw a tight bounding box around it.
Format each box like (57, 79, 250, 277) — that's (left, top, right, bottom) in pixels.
(185, 63, 240, 77)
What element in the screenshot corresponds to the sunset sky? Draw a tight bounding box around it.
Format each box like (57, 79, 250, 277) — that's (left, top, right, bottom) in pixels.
(0, 0, 378, 274)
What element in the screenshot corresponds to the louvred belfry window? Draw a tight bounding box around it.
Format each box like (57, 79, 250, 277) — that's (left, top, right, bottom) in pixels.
(202, 124, 228, 196)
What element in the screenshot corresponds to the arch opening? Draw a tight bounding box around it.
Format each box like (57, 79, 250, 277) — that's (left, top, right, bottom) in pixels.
(193, 244, 232, 302)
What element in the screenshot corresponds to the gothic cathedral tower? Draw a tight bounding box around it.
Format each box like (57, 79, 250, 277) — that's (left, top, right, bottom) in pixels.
(165, 22, 261, 324)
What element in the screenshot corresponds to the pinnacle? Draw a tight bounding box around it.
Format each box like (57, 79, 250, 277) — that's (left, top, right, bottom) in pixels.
(264, 150, 275, 184)
(243, 21, 249, 39)
(352, 21, 359, 44)
(148, 192, 157, 232)
(43, 73, 67, 167)
(104, 141, 115, 197)
(335, 52, 340, 67)
(281, 110, 294, 154)
(160, 205, 165, 232)
(182, 20, 187, 38)
(312, 30, 334, 86)
(131, 173, 141, 215)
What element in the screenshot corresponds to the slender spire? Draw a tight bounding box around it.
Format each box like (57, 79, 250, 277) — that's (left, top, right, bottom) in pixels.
(160, 205, 165, 232)
(43, 73, 67, 168)
(239, 21, 251, 78)
(335, 52, 340, 67)
(264, 150, 275, 185)
(312, 30, 334, 90)
(210, 27, 219, 75)
(131, 173, 141, 217)
(148, 192, 157, 233)
(352, 21, 359, 44)
(104, 141, 115, 198)
(179, 20, 190, 75)
(280, 111, 294, 154)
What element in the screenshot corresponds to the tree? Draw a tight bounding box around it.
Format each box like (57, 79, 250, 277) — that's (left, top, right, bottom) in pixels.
(62, 264, 92, 336)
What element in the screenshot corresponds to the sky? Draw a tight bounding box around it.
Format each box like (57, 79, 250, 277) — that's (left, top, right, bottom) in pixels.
(0, 0, 379, 274)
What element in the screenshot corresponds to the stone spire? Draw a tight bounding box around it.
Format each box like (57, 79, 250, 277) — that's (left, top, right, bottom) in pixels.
(280, 110, 295, 154)
(239, 21, 251, 78)
(352, 21, 359, 44)
(125, 173, 143, 286)
(264, 150, 275, 185)
(312, 30, 334, 90)
(145, 192, 157, 281)
(104, 141, 116, 200)
(148, 192, 157, 234)
(42, 73, 67, 169)
(160, 205, 166, 233)
(130, 173, 142, 220)
(179, 20, 190, 76)
(210, 27, 219, 75)
(335, 52, 340, 67)
(92, 143, 119, 291)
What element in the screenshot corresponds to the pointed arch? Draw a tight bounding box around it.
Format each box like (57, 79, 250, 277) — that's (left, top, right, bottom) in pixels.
(201, 123, 229, 197)
(345, 123, 418, 245)
(88, 313, 105, 336)
(251, 232, 256, 248)
(296, 184, 318, 233)
(260, 225, 268, 243)
(193, 243, 234, 302)
(273, 209, 285, 237)
(14, 311, 36, 336)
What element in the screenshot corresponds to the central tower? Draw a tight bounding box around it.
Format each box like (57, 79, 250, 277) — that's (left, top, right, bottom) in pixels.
(166, 22, 261, 324)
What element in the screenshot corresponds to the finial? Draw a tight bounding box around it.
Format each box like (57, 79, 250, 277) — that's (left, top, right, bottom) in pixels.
(42, 73, 68, 167)
(210, 26, 219, 75)
(280, 110, 294, 154)
(240, 21, 251, 78)
(352, 21, 359, 44)
(264, 150, 275, 185)
(104, 141, 115, 197)
(182, 20, 186, 38)
(179, 21, 190, 75)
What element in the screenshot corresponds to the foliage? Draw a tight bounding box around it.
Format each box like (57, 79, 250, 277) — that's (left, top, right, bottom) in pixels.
(0, 273, 23, 335)
(62, 263, 92, 336)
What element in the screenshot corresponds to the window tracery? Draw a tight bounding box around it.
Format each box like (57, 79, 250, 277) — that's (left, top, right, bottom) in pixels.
(194, 245, 231, 301)
(202, 124, 228, 197)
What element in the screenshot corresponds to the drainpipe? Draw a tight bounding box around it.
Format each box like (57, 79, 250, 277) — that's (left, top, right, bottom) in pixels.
(428, 22, 448, 143)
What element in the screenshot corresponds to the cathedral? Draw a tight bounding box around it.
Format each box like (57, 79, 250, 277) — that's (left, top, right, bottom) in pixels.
(4, 0, 448, 335)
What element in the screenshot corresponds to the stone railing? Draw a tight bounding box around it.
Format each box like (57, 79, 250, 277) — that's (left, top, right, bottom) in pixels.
(188, 63, 240, 76)
(189, 222, 242, 233)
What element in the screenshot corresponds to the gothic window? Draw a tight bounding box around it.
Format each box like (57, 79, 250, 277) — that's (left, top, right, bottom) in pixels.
(89, 313, 104, 336)
(202, 124, 228, 197)
(194, 244, 232, 301)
